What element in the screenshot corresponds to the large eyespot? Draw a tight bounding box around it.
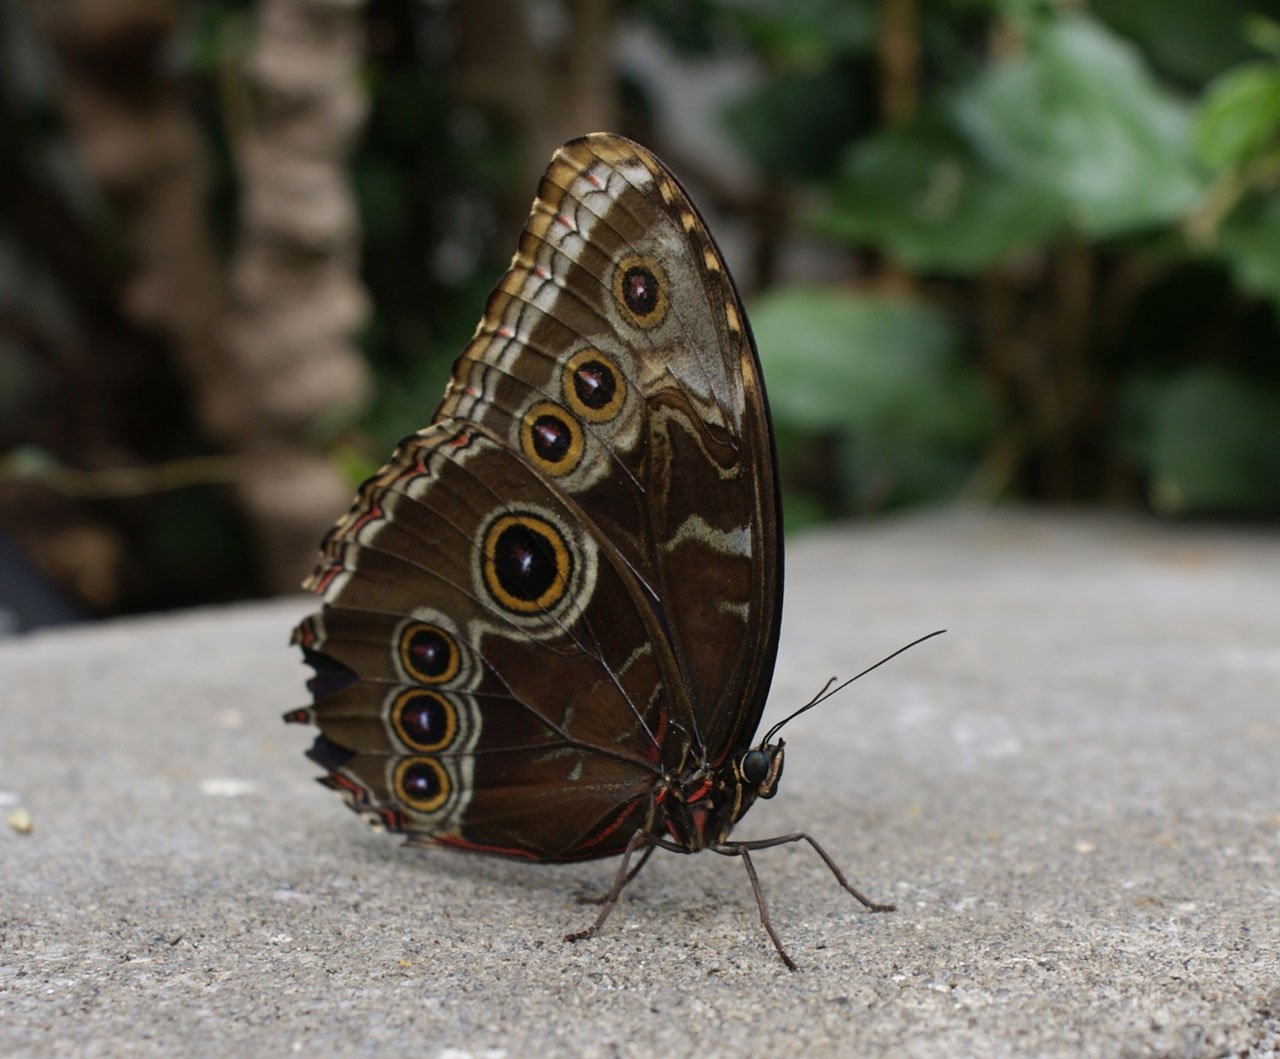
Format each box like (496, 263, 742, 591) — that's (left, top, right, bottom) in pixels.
(398, 622, 460, 685)
(613, 255, 668, 329)
(520, 402, 583, 475)
(480, 511, 572, 614)
(563, 348, 624, 423)
(390, 689, 457, 752)
(393, 756, 449, 812)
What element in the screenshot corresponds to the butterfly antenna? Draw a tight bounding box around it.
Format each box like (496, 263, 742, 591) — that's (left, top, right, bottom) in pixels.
(762, 629, 946, 745)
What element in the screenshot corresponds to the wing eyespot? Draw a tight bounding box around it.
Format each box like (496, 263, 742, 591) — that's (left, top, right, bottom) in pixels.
(613, 255, 669, 329)
(390, 689, 459, 752)
(563, 349, 625, 423)
(398, 622, 461, 684)
(480, 511, 573, 614)
(393, 756, 450, 812)
(520, 402, 584, 475)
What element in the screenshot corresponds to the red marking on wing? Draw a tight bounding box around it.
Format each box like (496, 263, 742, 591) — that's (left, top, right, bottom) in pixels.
(435, 834, 540, 860)
(310, 563, 342, 594)
(347, 497, 385, 536)
(563, 795, 650, 861)
(323, 772, 372, 805)
(379, 808, 408, 832)
(294, 619, 318, 648)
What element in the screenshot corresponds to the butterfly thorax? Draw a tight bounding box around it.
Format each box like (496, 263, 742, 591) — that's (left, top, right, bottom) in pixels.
(651, 740, 786, 852)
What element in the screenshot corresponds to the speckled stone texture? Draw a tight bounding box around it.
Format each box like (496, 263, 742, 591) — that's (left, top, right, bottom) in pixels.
(3, 510, 1277, 1058)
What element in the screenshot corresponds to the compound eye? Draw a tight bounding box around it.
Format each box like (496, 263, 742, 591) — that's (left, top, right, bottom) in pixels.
(741, 749, 770, 787)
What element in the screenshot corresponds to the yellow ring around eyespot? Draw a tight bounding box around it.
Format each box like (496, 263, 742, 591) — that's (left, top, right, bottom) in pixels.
(520, 401, 583, 475)
(482, 513, 571, 614)
(563, 348, 625, 423)
(613, 255, 669, 330)
(393, 756, 450, 813)
(390, 689, 457, 752)
(398, 621, 460, 685)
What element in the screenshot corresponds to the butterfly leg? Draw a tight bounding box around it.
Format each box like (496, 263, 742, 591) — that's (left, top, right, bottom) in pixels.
(712, 842, 798, 971)
(574, 843, 655, 905)
(564, 830, 654, 944)
(730, 831, 896, 912)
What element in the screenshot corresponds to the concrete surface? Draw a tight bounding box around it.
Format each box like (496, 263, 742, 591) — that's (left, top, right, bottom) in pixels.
(2, 509, 1278, 1058)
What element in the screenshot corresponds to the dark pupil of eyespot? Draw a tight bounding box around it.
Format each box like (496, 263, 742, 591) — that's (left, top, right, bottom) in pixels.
(573, 361, 616, 410)
(623, 265, 659, 315)
(494, 523, 557, 602)
(409, 630, 450, 677)
(400, 696, 446, 745)
(532, 414, 570, 461)
(402, 762, 441, 800)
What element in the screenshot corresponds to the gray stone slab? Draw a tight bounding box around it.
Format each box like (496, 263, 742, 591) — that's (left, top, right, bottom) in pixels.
(2, 510, 1278, 1057)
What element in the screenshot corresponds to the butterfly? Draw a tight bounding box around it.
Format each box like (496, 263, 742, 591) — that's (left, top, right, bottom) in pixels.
(286, 132, 903, 970)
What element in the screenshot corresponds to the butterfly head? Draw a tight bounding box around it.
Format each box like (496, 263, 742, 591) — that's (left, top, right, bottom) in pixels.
(737, 740, 785, 800)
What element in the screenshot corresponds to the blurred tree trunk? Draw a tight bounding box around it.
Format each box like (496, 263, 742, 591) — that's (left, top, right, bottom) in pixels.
(454, 0, 616, 207)
(30, 0, 371, 594)
(30, 0, 238, 438)
(222, 0, 372, 591)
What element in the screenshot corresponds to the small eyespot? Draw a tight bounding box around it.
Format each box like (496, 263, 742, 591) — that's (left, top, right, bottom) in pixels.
(613, 255, 668, 329)
(563, 349, 624, 422)
(398, 622, 460, 685)
(393, 756, 449, 812)
(390, 689, 457, 752)
(520, 402, 583, 475)
(622, 265, 659, 314)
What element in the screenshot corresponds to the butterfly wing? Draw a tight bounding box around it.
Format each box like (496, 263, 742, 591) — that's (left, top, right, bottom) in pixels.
(289, 134, 782, 859)
(437, 134, 782, 762)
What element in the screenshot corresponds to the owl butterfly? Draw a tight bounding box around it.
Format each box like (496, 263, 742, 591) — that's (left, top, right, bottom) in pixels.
(287, 132, 901, 970)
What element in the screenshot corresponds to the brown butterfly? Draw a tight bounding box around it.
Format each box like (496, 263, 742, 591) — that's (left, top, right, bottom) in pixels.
(286, 132, 902, 970)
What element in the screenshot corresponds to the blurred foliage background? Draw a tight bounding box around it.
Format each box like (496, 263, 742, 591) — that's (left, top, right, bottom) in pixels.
(2, 0, 1279, 627)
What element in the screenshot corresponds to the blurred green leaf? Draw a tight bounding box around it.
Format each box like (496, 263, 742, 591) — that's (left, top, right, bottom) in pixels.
(1091, 0, 1265, 84)
(754, 287, 959, 427)
(958, 14, 1203, 236)
(1193, 61, 1280, 171)
(779, 489, 829, 533)
(1245, 15, 1280, 59)
(753, 287, 995, 507)
(819, 13, 1204, 270)
(1216, 194, 1280, 314)
(630, 0, 723, 54)
(725, 63, 873, 180)
(817, 112, 1065, 271)
(1129, 367, 1280, 514)
(727, 0, 876, 64)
